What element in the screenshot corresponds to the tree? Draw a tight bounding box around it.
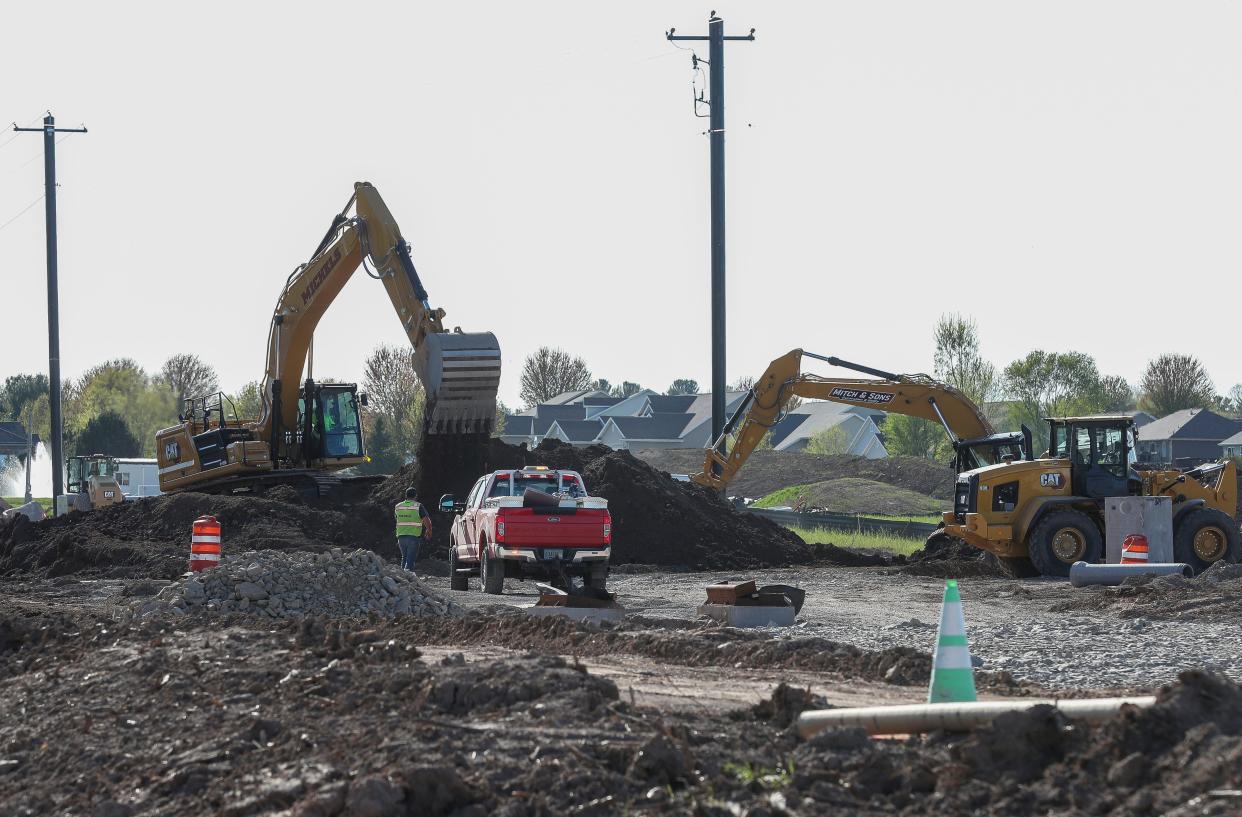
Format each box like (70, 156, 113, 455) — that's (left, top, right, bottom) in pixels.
(228, 380, 264, 421)
(74, 411, 141, 457)
(882, 414, 949, 460)
(731, 375, 756, 392)
(666, 378, 700, 396)
(1003, 350, 1124, 452)
(159, 353, 219, 408)
(1138, 354, 1216, 417)
(805, 424, 853, 456)
(75, 359, 176, 457)
(933, 314, 997, 405)
(1218, 384, 1242, 419)
(611, 381, 643, 399)
(1, 374, 49, 420)
(361, 345, 425, 466)
(356, 416, 403, 475)
(492, 401, 510, 438)
(590, 378, 612, 394)
(519, 347, 592, 407)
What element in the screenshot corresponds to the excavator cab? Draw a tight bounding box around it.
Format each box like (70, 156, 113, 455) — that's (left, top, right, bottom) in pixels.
(291, 381, 366, 465)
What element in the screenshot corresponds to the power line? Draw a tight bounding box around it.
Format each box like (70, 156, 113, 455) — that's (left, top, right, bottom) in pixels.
(0, 192, 45, 234)
(0, 115, 46, 153)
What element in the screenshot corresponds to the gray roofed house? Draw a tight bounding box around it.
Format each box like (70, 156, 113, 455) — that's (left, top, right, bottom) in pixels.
(1221, 431, 1242, 459)
(767, 402, 887, 457)
(597, 413, 694, 450)
(646, 395, 696, 414)
(1136, 408, 1242, 466)
(544, 419, 606, 445)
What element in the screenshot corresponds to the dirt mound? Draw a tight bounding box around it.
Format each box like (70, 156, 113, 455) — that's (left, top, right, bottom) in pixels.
(762, 477, 944, 515)
(0, 491, 395, 579)
(900, 531, 1007, 579)
(1050, 560, 1242, 621)
(2, 437, 825, 578)
(636, 447, 956, 500)
(375, 437, 819, 570)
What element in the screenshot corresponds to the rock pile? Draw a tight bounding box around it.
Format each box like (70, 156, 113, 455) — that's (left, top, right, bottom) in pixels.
(129, 548, 463, 620)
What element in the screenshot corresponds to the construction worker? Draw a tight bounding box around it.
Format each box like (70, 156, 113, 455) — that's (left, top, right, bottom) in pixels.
(394, 487, 432, 573)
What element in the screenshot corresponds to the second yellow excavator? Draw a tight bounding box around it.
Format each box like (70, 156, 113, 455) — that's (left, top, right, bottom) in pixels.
(155, 182, 501, 495)
(695, 348, 1030, 491)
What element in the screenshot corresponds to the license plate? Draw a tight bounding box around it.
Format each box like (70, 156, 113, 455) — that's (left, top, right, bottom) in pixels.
(543, 549, 563, 561)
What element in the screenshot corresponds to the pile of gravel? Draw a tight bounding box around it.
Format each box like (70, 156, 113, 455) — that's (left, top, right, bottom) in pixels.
(128, 548, 462, 620)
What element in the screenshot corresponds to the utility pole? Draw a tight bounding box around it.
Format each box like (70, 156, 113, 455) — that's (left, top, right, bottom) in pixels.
(14, 113, 87, 504)
(667, 13, 754, 444)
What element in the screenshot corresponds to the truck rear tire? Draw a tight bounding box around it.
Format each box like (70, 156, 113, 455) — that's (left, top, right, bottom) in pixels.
(1174, 508, 1240, 575)
(481, 546, 504, 595)
(1027, 509, 1102, 578)
(449, 547, 469, 592)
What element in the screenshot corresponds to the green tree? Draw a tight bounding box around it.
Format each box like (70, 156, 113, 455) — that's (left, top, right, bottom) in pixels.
(590, 378, 612, 394)
(75, 411, 141, 457)
(1003, 350, 1127, 453)
(805, 424, 853, 456)
(1138, 354, 1216, 417)
(362, 345, 425, 467)
(519, 347, 592, 407)
(933, 313, 997, 404)
(228, 380, 264, 421)
(357, 416, 403, 475)
(1, 374, 49, 420)
(882, 414, 949, 461)
(666, 378, 700, 396)
(493, 400, 510, 438)
(75, 359, 176, 456)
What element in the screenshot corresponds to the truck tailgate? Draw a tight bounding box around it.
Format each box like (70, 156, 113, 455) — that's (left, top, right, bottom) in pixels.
(500, 508, 609, 547)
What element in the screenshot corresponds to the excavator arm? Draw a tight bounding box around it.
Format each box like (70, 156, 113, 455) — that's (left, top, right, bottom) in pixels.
(257, 182, 500, 445)
(693, 349, 997, 490)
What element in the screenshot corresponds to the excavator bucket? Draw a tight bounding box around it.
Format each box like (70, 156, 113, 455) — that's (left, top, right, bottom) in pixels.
(419, 331, 502, 434)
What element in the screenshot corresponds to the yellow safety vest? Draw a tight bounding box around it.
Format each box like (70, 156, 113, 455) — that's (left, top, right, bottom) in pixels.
(395, 500, 424, 537)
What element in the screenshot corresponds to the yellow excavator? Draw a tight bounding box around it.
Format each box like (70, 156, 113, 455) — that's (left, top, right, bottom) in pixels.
(694, 348, 1030, 491)
(155, 182, 501, 495)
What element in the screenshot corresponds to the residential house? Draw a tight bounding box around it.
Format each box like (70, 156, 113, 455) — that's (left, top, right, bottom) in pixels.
(0, 422, 37, 470)
(769, 401, 887, 457)
(1135, 408, 1242, 466)
(1220, 431, 1242, 460)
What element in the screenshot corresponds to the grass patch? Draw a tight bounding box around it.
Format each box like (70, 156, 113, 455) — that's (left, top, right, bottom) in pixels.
(3, 496, 52, 513)
(754, 478, 946, 516)
(787, 525, 925, 556)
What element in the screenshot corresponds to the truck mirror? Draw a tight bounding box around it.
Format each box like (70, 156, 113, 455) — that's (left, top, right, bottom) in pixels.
(439, 494, 458, 513)
(359, 393, 369, 407)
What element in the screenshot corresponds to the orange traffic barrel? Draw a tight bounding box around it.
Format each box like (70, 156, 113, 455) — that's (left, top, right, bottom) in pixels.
(1120, 534, 1149, 564)
(190, 515, 222, 571)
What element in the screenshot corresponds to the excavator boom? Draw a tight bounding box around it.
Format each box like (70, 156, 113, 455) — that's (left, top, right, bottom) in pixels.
(695, 349, 1017, 491)
(155, 182, 500, 494)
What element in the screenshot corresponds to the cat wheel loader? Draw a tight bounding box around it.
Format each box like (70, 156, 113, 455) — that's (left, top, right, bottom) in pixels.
(62, 454, 125, 513)
(945, 415, 1238, 577)
(154, 182, 501, 496)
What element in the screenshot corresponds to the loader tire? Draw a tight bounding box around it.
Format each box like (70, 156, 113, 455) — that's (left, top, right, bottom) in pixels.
(449, 547, 469, 592)
(997, 556, 1040, 579)
(1027, 509, 1102, 578)
(1173, 508, 1240, 575)
(481, 546, 504, 595)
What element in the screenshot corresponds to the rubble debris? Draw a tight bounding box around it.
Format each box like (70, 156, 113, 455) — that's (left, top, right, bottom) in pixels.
(1051, 558, 1242, 621)
(126, 548, 463, 620)
(901, 532, 1007, 579)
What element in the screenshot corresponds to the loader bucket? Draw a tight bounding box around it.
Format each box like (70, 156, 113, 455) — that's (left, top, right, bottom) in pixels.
(418, 331, 502, 434)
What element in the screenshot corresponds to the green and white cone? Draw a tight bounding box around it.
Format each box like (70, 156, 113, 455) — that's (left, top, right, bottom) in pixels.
(928, 579, 977, 704)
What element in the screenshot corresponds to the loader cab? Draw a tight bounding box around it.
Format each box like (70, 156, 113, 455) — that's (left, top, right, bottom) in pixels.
(954, 426, 1033, 473)
(295, 381, 364, 462)
(1046, 416, 1137, 500)
(66, 454, 119, 494)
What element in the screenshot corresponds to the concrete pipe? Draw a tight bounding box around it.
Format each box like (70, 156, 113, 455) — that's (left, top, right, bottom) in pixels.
(796, 696, 1156, 738)
(1069, 561, 1193, 587)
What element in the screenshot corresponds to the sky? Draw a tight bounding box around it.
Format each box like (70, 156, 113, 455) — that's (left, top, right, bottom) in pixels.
(2, 1, 1241, 410)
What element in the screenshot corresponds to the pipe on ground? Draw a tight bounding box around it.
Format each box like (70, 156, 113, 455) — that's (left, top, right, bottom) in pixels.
(796, 696, 1156, 738)
(1069, 561, 1192, 587)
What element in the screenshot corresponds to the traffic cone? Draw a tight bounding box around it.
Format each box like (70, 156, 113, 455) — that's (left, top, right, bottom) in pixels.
(928, 579, 977, 703)
(1121, 534, 1149, 565)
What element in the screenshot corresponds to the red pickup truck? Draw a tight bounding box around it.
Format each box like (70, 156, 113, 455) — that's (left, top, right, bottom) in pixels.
(441, 466, 612, 595)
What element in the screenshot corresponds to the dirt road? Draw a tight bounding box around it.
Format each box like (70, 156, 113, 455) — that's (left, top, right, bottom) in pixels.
(436, 565, 1242, 691)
